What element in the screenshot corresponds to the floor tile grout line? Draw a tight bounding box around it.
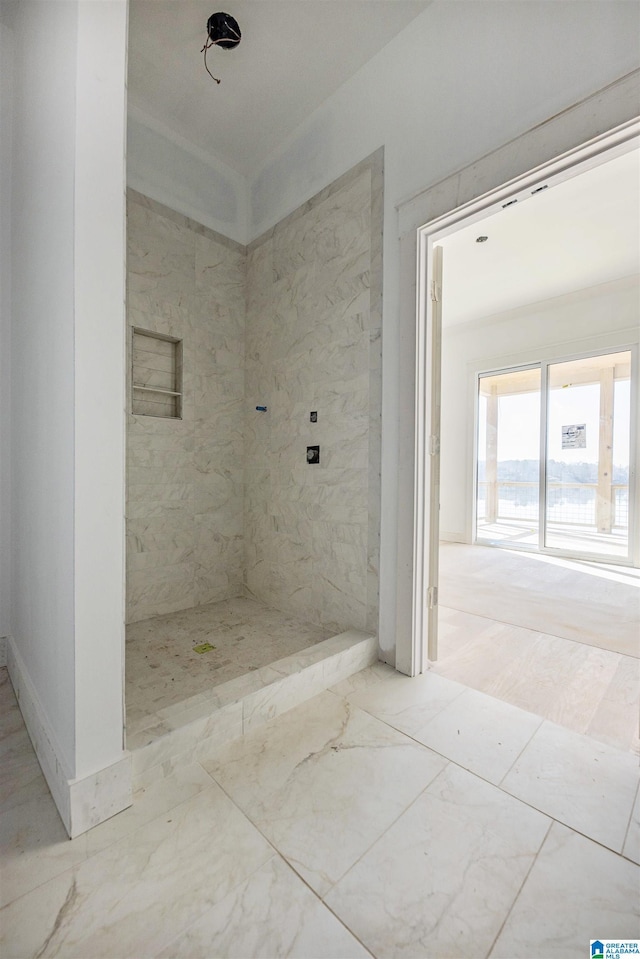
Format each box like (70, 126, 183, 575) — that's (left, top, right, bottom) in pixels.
(199, 759, 380, 957)
(483, 817, 555, 959)
(148, 848, 283, 959)
(496, 714, 545, 789)
(319, 759, 453, 899)
(620, 777, 640, 858)
(339, 691, 637, 860)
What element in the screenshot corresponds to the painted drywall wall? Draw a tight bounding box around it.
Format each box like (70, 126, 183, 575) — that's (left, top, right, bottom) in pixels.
(0, 12, 13, 645)
(5, 0, 128, 794)
(440, 276, 640, 544)
(7, 0, 79, 775)
(73, 0, 128, 778)
(127, 107, 248, 245)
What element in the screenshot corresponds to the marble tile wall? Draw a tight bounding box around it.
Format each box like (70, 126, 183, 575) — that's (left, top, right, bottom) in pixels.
(126, 151, 382, 635)
(244, 152, 383, 634)
(126, 191, 246, 623)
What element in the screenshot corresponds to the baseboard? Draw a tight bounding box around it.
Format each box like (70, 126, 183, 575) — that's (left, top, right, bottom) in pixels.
(7, 638, 132, 838)
(439, 532, 467, 544)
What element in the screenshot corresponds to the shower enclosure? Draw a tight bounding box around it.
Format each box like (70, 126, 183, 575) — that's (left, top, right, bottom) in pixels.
(125, 155, 383, 735)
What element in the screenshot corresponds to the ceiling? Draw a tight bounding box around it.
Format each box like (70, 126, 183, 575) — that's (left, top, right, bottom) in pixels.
(441, 148, 640, 327)
(127, 0, 430, 177)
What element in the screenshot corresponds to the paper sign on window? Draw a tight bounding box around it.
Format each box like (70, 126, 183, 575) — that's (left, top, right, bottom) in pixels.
(561, 424, 586, 449)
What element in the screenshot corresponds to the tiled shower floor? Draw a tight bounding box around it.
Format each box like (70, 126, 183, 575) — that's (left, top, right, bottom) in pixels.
(125, 596, 333, 732)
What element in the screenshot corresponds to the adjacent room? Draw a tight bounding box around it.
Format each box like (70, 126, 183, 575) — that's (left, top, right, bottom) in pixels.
(435, 147, 640, 754)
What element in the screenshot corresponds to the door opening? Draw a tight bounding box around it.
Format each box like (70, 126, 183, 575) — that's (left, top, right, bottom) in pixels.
(411, 121, 639, 671)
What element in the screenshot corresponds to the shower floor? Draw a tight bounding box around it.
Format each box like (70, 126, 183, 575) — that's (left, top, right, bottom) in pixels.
(125, 596, 334, 734)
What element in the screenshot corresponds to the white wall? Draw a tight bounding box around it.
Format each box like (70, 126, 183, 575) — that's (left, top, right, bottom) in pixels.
(0, 10, 13, 646)
(126, 0, 640, 662)
(127, 107, 248, 244)
(440, 276, 640, 544)
(73, 0, 128, 780)
(8, 0, 79, 773)
(5, 0, 129, 829)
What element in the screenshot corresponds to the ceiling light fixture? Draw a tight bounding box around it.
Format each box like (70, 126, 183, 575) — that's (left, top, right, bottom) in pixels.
(201, 12, 241, 85)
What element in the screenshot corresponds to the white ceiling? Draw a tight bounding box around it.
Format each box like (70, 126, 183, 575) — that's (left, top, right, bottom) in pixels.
(127, 0, 430, 177)
(441, 148, 640, 327)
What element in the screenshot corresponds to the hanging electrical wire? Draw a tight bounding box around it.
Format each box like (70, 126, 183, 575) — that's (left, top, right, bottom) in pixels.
(201, 12, 241, 85)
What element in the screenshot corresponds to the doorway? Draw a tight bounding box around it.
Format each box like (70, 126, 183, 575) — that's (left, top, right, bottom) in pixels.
(475, 348, 634, 563)
(409, 123, 640, 697)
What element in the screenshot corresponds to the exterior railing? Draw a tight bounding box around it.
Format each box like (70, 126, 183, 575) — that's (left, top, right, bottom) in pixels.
(477, 480, 629, 529)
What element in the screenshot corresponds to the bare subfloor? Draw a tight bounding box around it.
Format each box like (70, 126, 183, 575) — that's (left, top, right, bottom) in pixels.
(434, 543, 640, 755)
(125, 596, 333, 726)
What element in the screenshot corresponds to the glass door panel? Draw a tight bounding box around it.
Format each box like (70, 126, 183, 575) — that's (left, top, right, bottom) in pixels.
(544, 351, 631, 559)
(476, 367, 541, 548)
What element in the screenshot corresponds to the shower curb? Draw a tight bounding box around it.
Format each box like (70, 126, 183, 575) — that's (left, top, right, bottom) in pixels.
(129, 630, 378, 788)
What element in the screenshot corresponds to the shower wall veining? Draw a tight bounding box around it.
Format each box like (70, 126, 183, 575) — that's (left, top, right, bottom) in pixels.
(126, 192, 247, 623)
(126, 152, 383, 634)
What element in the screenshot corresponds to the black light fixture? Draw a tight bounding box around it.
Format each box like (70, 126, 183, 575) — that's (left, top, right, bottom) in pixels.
(201, 12, 241, 85)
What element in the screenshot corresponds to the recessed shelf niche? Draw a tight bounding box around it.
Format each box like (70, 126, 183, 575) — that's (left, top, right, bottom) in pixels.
(131, 328, 183, 418)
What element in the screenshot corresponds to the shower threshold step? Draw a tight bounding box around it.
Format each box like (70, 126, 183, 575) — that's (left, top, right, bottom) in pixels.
(128, 629, 377, 786)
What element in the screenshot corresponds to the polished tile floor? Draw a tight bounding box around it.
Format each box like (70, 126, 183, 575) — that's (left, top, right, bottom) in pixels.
(2, 663, 638, 958)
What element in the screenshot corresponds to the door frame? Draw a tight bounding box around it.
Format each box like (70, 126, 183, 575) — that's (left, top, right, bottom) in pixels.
(410, 118, 640, 675)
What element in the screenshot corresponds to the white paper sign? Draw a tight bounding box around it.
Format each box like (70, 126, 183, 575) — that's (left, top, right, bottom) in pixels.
(562, 424, 586, 449)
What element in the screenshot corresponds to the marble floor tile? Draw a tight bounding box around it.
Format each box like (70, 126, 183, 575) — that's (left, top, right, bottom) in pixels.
(0, 791, 88, 908)
(343, 668, 467, 737)
(158, 857, 372, 959)
(410, 686, 543, 784)
(85, 761, 214, 857)
(329, 660, 393, 696)
(325, 763, 551, 959)
(623, 785, 640, 865)
(501, 720, 640, 852)
(203, 690, 448, 896)
(0, 785, 274, 959)
(490, 822, 640, 958)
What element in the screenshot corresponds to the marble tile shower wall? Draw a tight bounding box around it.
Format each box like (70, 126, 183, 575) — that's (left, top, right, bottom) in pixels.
(126, 192, 247, 623)
(126, 152, 382, 633)
(244, 156, 382, 634)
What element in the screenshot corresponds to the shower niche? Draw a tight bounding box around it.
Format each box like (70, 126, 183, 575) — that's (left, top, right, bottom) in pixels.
(131, 328, 183, 419)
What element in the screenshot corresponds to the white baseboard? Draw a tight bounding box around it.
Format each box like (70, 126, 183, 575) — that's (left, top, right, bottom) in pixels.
(439, 532, 467, 544)
(7, 638, 132, 838)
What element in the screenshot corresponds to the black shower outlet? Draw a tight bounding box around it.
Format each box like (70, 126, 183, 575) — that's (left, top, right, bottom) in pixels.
(306, 445, 320, 464)
(310, 411, 317, 423)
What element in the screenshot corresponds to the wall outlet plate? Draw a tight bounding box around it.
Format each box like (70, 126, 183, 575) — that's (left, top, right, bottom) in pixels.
(306, 445, 320, 464)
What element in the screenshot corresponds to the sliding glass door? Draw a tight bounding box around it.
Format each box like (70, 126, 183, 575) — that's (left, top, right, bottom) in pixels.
(544, 351, 631, 559)
(476, 366, 541, 548)
(476, 348, 634, 563)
